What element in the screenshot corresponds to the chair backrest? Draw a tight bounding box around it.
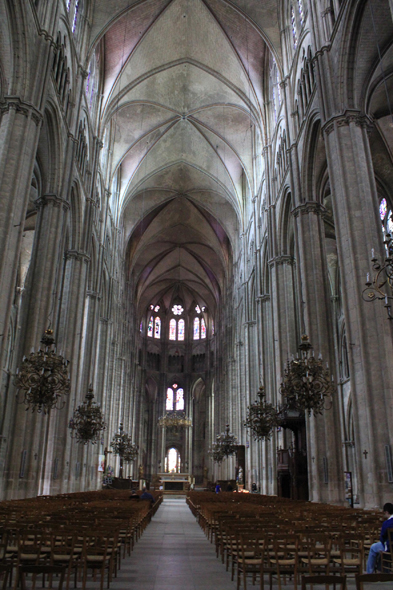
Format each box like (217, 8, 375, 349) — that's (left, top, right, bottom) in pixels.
(356, 573, 393, 590)
(19, 565, 66, 590)
(0, 564, 11, 590)
(302, 574, 347, 590)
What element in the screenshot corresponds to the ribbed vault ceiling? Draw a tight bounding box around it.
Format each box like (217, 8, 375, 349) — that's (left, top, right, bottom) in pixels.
(92, 0, 277, 314)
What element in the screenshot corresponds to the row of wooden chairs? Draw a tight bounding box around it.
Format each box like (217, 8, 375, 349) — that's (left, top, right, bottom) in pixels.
(0, 491, 163, 590)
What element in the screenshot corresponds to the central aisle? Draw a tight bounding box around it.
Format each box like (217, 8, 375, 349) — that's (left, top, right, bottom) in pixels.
(112, 497, 238, 590)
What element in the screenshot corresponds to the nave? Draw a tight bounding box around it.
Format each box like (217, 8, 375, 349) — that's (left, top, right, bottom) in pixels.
(112, 497, 238, 590)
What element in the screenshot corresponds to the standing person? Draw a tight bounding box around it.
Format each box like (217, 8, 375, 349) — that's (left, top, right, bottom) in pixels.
(215, 482, 221, 493)
(366, 502, 393, 573)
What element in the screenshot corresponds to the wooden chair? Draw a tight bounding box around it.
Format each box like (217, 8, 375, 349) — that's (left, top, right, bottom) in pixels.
(332, 536, 364, 578)
(80, 534, 115, 590)
(269, 535, 299, 590)
(236, 533, 268, 590)
(299, 533, 332, 577)
(50, 534, 79, 590)
(0, 565, 11, 590)
(19, 565, 65, 590)
(380, 529, 393, 573)
(356, 573, 393, 590)
(301, 574, 347, 589)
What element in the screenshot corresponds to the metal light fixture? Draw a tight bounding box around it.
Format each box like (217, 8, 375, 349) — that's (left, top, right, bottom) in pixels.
(363, 239, 393, 319)
(110, 423, 138, 477)
(280, 335, 335, 415)
(69, 386, 106, 444)
(244, 385, 279, 441)
(158, 411, 192, 431)
(209, 424, 238, 462)
(14, 328, 70, 414)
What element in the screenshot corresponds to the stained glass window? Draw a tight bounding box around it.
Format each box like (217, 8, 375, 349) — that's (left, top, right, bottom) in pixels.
(66, 0, 71, 11)
(201, 318, 206, 339)
(195, 305, 201, 314)
(147, 316, 153, 337)
(194, 317, 200, 340)
(298, 0, 304, 26)
(380, 198, 388, 220)
(212, 320, 215, 335)
(388, 211, 393, 235)
(169, 319, 176, 340)
(166, 388, 174, 411)
(72, 0, 79, 33)
(272, 87, 277, 122)
(276, 68, 281, 105)
(176, 388, 184, 411)
(168, 448, 178, 472)
(150, 304, 154, 310)
(291, 6, 298, 48)
(154, 317, 161, 339)
(178, 319, 185, 341)
(154, 305, 160, 312)
(172, 304, 184, 315)
(140, 321, 143, 333)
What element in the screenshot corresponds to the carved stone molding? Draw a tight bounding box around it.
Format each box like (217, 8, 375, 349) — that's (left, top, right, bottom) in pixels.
(65, 249, 90, 263)
(0, 96, 43, 126)
(257, 294, 271, 302)
(322, 111, 374, 137)
(268, 255, 295, 267)
(86, 291, 101, 299)
(35, 194, 70, 211)
(292, 201, 326, 218)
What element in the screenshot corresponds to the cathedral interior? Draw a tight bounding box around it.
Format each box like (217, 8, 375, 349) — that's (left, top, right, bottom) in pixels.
(0, 0, 393, 509)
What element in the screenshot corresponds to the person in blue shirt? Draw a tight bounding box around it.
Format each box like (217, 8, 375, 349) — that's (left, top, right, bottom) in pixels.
(215, 482, 221, 493)
(140, 487, 154, 503)
(366, 502, 393, 573)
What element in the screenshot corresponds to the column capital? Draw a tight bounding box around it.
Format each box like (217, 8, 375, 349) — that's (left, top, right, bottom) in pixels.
(322, 110, 374, 136)
(35, 194, 70, 211)
(0, 96, 43, 126)
(268, 255, 295, 267)
(64, 249, 90, 263)
(86, 291, 101, 299)
(292, 201, 326, 218)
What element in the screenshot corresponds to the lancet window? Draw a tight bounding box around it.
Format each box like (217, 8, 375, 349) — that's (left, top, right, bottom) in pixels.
(166, 384, 185, 411)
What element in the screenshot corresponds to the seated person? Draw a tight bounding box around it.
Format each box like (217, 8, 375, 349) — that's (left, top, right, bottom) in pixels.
(129, 489, 139, 500)
(140, 486, 154, 503)
(366, 502, 393, 573)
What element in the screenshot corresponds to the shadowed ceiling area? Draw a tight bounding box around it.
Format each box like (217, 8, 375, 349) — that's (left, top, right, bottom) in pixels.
(95, 0, 274, 315)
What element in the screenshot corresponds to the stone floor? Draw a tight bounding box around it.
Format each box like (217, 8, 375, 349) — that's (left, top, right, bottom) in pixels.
(93, 497, 381, 590)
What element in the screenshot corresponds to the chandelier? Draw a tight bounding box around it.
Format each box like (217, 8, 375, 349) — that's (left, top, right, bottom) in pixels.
(209, 424, 238, 462)
(14, 328, 70, 414)
(280, 335, 335, 415)
(363, 240, 393, 319)
(69, 386, 106, 444)
(110, 423, 138, 478)
(110, 423, 138, 462)
(158, 411, 192, 431)
(244, 385, 279, 441)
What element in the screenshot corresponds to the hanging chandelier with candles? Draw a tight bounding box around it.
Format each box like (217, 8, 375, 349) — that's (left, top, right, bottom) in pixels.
(110, 423, 138, 478)
(110, 423, 138, 462)
(280, 334, 335, 415)
(209, 424, 238, 462)
(363, 239, 393, 319)
(69, 386, 106, 444)
(158, 411, 192, 431)
(244, 385, 279, 441)
(14, 328, 70, 414)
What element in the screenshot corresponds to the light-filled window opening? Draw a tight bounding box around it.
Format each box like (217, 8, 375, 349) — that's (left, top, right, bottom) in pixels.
(147, 316, 153, 338)
(166, 388, 174, 411)
(178, 319, 185, 341)
(154, 317, 161, 339)
(201, 317, 206, 339)
(193, 317, 200, 340)
(169, 318, 176, 340)
(176, 388, 184, 411)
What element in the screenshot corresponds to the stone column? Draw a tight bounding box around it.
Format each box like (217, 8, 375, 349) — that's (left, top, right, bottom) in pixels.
(0, 100, 43, 374)
(292, 201, 344, 503)
(2, 194, 69, 498)
(322, 113, 393, 507)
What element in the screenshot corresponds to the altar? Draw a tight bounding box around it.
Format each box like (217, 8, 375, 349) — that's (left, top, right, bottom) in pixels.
(158, 472, 191, 491)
